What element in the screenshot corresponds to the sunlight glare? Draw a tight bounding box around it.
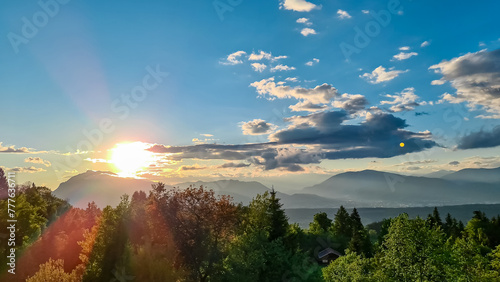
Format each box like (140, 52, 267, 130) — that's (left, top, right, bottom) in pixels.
(110, 142, 155, 177)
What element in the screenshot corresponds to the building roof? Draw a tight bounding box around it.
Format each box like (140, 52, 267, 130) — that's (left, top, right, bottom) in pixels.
(318, 248, 342, 259)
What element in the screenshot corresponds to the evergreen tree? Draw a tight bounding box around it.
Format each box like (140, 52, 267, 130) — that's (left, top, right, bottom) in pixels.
(348, 208, 371, 256)
(350, 208, 364, 233)
(332, 206, 352, 238)
(269, 188, 289, 241)
(427, 207, 442, 228)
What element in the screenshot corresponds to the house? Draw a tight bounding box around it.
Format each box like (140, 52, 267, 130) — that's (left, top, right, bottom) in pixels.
(317, 247, 342, 265)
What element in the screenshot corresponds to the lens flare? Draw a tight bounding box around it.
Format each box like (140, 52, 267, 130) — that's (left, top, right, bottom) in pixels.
(110, 142, 155, 177)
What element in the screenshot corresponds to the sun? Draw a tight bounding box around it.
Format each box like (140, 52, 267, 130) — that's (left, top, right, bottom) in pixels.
(110, 142, 155, 177)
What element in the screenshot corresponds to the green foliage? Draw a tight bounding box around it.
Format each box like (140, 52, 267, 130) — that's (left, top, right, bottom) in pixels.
(5, 179, 500, 282)
(0, 168, 8, 199)
(309, 212, 333, 235)
(323, 251, 374, 282)
(331, 206, 351, 238)
(376, 214, 449, 281)
(83, 196, 131, 282)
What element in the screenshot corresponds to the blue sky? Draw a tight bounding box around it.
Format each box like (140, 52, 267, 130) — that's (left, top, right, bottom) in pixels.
(1, 0, 500, 191)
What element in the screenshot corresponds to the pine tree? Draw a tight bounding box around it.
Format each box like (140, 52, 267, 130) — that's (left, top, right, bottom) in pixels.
(427, 207, 442, 228)
(350, 208, 364, 233)
(268, 187, 289, 241)
(332, 206, 352, 238)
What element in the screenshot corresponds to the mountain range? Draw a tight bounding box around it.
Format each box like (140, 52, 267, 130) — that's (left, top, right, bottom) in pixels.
(53, 167, 500, 209)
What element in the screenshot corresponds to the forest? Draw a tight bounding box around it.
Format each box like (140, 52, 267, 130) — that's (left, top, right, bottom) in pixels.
(1, 168, 500, 281)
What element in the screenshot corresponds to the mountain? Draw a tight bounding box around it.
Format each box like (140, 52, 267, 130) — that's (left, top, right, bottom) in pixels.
(422, 170, 454, 178)
(54, 168, 500, 209)
(442, 167, 500, 184)
(53, 172, 359, 209)
(174, 179, 359, 208)
(53, 170, 155, 208)
(303, 169, 500, 207)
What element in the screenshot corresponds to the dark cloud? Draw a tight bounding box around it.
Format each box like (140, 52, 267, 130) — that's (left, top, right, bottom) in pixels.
(457, 126, 500, 149)
(241, 119, 277, 135)
(449, 161, 460, 166)
(148, 111, 438, 171)
(220, 162, 251, 168)
(332, 94, 369, 114)
(179, 165, 207, 171)
(286, 164, 305, 172)
(8, 166, 46, 173)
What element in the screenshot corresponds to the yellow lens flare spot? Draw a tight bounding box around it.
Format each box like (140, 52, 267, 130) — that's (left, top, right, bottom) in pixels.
(110, 142, 154, 177)
(400, 142, 405, 147)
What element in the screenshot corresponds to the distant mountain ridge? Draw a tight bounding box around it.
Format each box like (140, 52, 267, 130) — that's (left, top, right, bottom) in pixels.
(303, 168, 500, 207)
(53, 170, 154, 208)
(442, 167, 500, 183)
(53, 167, 500, 209)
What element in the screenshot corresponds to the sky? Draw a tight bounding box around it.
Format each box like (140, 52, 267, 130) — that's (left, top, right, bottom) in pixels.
(1, 0, 500, 191)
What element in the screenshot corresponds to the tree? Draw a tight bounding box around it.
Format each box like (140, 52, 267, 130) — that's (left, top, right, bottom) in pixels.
(309, 212, 333, 235)
(26, 259, 80, 282)
(158, 185, 238, 282)
(332, 206, 352, 238)
(348, 208, 372, 256)
(83, 196, 131, 282)
(377, 214, 448, 281)
(447, 235, 494, 280)
(269, 188, 289, 241)
(427, 207, 442, 228)
(322, 251, 374, 282)
(0, 168, 8, 199)
(243, 191, 288, 241)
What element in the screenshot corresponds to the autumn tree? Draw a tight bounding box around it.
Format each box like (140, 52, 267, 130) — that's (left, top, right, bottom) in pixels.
(157, 185, 238, 282)
(0, 168, 8, 199)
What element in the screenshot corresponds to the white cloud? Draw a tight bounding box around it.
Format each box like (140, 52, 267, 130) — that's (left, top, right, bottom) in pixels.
(361, 10, 369, 14)
(305, 58, 320, 66)
(296, 17, 312, 26)
(251, 63, 267, 72)
(300, 28, 317, 36)
(392, 51, 418, 61)
(220, 51, 246, 65)
(337, 9, 352, 19)
(360, 66, 408, 84)
(399, 46, 410, 51)
(248, 51, 287, 61)
(250, 77, 338, 108)
(380, 87, 426, 112)
(285, 77, 298, 82)
(249, 51, 272, 61)
(430, 49, 500, 119)
(280, 0, 319, 12)
(25, 157, 51, 167)
(271, 64, 296, 72)
(431, 79, 446, 85)
(421, 41, 430, 47)
(240, 119, 278, 135)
